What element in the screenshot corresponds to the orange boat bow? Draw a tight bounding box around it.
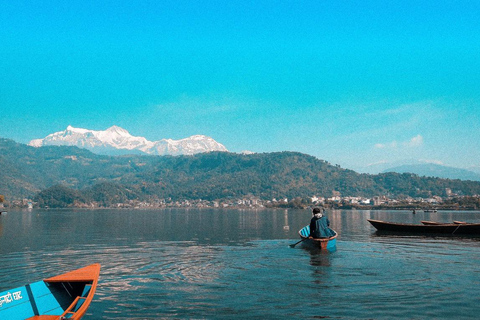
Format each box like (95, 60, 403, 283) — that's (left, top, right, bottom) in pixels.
(28, 264, 101, 320)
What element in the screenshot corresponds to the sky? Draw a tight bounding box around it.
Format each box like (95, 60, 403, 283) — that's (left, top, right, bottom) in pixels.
(1, 0, 480, 172)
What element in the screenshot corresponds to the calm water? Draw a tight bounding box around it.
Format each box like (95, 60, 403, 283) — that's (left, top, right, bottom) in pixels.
(1, 208, 480, 319)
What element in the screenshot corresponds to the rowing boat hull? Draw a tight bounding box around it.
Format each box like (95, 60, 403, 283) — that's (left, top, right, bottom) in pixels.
(368, 219, 480, 235)
(298, 225, 337, 251)
(0, 264, 100, 320)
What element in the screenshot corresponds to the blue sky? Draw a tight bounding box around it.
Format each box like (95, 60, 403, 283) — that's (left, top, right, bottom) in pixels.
(1, 0, 479, 172)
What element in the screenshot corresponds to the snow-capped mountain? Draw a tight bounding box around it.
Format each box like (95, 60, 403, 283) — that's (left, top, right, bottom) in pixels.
(146, 135, 228, 156)
(29, 125, 228, 156)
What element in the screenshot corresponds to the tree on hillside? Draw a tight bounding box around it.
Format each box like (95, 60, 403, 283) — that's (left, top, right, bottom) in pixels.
(4, 136, 480, 203)
(84, 182, 139, 207)
(35, 185, 83, 208)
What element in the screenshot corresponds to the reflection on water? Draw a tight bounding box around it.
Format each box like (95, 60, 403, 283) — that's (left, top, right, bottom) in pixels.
(282, 209, 290, 231)
(1, 209, 480, 319)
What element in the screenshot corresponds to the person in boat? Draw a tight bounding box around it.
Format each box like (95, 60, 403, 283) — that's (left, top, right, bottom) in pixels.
(309, 207, 335, 238)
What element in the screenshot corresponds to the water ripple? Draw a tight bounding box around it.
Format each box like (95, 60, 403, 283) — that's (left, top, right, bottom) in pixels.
(2, 209, 480, 319)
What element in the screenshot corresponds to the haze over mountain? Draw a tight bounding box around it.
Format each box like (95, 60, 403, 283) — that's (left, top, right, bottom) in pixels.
(382, 164, 480, 182)
(357, 160, 480, 182)
(29, 126, 228, 156)
(468, 166, 480, 175)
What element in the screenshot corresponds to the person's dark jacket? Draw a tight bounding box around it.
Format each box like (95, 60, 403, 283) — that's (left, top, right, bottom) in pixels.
(310, 214, 335, 238)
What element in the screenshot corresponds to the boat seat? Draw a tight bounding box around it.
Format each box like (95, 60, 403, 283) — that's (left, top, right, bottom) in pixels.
(58, 294, 89, 319)
(27, 291, 90, 320)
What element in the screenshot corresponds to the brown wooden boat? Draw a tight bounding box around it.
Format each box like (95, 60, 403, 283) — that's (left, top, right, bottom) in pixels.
(368, 219, 480, 235)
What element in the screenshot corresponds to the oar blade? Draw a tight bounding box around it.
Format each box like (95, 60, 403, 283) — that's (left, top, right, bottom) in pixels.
(289, 238, 306, 248)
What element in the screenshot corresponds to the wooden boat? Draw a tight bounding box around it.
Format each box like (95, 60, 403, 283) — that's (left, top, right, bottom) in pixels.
(298, 225, 338, 251)
(0, 264, 100, 320)
(368, 219, 480, 235)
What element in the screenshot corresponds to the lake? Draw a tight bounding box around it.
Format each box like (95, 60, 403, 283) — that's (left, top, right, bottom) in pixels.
(1, 208, 480, 319)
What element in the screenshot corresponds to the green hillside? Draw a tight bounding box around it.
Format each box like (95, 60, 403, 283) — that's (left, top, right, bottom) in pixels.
(1, 138, 480, 206)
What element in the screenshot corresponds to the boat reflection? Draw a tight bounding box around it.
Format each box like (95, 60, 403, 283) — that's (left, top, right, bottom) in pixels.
(304, 247, 334, 286)
(306, 248, 334, 265)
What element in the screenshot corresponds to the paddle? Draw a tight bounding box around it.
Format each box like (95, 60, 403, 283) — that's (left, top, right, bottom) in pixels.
(289, 238, 307, 248)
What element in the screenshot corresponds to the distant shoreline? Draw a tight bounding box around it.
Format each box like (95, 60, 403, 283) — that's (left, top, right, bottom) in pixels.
(2, 205, 479, 212)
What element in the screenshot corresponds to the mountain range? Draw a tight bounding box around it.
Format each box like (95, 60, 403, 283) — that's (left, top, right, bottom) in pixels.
(29, 125, 228, 156)
(28, 126, 480, 182)
(2, 138, 480, 203)
(358, 160, 480, 182)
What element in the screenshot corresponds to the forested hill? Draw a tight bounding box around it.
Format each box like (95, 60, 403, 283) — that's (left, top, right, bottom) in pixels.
(2, 138, 480, 203)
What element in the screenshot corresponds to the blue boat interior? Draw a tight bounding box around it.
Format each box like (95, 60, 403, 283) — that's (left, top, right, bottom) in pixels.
(0, 281, 91, 320)
(300, 225, 310, 237)
(300, 225, 337, 239)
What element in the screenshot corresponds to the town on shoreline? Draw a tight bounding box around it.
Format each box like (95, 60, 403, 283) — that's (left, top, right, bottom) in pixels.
(3, 193, 480, 211)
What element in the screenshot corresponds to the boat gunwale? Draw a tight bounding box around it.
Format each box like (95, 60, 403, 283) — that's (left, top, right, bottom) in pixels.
(26, 264, 100, 320)
(298, 227, 338, 242)
(421, 220, 471, 226)
(53, 263, 100, 320)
